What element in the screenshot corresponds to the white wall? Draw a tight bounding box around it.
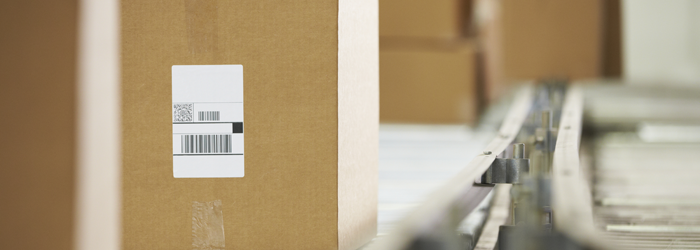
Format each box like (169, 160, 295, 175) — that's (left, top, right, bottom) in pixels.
(623, 0, 700, 84)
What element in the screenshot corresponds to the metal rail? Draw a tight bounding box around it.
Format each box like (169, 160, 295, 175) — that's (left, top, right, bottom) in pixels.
(551, 85, 611, 250)
(366, 85, 534, 250)
(370, 82, 700, 250)
(472, 83, 612, 250)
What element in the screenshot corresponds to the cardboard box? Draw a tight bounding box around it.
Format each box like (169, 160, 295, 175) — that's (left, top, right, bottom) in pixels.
(501, 0, 602, 79)
(602, 0, 622, 77)
(380, 0, 471, 39)
(0, 1, 78, 249)
(475, 0, 603, 102)
(121, 1, 378, 249)
(380, 38, 478, 124)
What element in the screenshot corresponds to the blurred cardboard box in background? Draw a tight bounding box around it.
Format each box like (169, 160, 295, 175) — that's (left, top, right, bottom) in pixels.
(380, 0, 619, 122)
(380, 0, 471, 39)
(0, 2, 77, 250)
(380, 38, 478, 124)
(501, 0, 602, 79)
(475, 0, 615, 102)
(380, 0, 478, 124)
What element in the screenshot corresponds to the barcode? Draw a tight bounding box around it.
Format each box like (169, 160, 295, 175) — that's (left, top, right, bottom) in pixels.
(181, 135, 231, 153)
(198, 111, 220, 121)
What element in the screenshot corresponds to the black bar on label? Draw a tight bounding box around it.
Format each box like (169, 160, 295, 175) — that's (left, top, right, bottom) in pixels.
(232, 122, 243, 133)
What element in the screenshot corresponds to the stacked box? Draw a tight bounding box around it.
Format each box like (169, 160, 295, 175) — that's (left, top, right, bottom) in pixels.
(380, 0, 479, 124)
(380, 39, 477, 124)
(476, 0, 604, 102)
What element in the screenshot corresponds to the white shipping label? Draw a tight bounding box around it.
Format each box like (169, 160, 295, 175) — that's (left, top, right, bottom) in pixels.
(172, 65, 244, 178)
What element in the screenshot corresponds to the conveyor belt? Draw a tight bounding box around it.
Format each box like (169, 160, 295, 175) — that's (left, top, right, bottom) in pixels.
(368, 82, 700, 250)
(367, 85, 535, 250)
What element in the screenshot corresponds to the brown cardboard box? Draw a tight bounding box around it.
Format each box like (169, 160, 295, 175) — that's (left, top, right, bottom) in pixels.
(380, 0, 471, 39)
(380, 38, 478, 124)
(0, 1, 77, 249)
(476, 0, 603, 102)
(121, 1, 378, 249)
(602, 0, 622, 77)
(2, 1, 120, 249)
(501, 0, 602, 79)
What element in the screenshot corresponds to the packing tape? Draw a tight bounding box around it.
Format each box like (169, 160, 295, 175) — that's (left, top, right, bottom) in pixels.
(192, 200, 225, 250)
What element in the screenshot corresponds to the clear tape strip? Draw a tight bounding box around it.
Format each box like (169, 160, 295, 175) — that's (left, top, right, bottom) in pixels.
(192, 200, 225, 250)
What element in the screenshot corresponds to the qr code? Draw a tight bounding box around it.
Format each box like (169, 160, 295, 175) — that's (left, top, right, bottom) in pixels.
(173, 103, 193, 122)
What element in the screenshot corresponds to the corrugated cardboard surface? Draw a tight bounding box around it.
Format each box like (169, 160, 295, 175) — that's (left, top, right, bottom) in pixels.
(500, 0, 602, 80)
(380, 0, 470, 38)
(0, 1, 77, 249)
(338, 0, 379, 249)
(380, 39, 478, 124)
(122, 1, 343, 249)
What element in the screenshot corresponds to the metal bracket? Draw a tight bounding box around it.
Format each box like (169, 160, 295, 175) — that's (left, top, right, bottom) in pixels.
(535, 110, 558, 173)
(481, 144, 530, 184)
